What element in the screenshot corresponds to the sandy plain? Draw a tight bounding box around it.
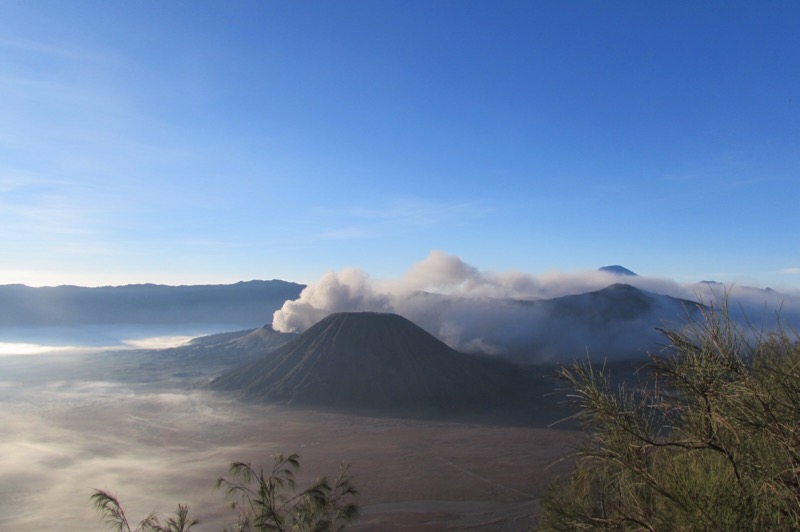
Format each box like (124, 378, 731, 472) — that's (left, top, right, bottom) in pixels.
(0, 352, 579, 531)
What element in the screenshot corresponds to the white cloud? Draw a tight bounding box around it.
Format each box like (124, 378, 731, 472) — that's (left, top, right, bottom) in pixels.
(0, 342, 72, 356)
(272, 251, 800, 357)
(122, 336, 194, 350)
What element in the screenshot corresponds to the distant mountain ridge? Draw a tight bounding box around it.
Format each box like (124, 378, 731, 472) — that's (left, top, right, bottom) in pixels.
(0, 280, 304, 327)
(599, 265, 638, 276)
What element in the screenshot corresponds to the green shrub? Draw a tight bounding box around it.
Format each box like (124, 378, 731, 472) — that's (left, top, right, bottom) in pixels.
(216, 453, 358, 532)
(538, 305, 800, 531)
(90, 492, 197, 532)
(92, 453, 358, 532)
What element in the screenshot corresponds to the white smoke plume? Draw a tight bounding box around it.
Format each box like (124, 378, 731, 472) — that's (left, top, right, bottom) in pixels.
(273, 251, 800, 360)
(272, 268, 394, 332)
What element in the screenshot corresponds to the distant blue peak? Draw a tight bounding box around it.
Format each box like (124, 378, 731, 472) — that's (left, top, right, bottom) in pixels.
(598, 265, 638, 276)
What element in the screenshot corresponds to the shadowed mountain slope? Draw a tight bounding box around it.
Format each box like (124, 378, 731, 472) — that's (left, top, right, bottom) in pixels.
(160, 325, 298, 366)
(96, 325, 300, 386)
(510, 283, 703, 361)
(209, 312, 551, 420)
(547, 283, 696, 323)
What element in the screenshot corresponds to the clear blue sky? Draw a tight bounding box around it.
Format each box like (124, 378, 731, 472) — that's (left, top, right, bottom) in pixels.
(1, 1, 798, 288)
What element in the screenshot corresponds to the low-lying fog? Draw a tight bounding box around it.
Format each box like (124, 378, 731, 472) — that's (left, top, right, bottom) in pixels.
(0, 324, 256, 353)
(0, 348, 577, 531)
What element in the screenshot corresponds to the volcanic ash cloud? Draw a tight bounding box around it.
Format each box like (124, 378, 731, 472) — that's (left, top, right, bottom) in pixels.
(272, 252, 633, 355)
(271, 251, 800, 358)
(272, 268, 394, 333)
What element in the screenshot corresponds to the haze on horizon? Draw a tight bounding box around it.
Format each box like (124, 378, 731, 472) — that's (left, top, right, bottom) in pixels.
(1, 2, 798, 289)
(4, 250, 799, 362)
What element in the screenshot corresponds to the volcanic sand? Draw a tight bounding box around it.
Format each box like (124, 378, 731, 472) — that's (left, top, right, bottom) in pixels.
(0, 374, 579, 531)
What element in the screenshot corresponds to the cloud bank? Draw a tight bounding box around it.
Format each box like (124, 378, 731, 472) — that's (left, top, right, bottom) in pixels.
(273, 251, 800, 360)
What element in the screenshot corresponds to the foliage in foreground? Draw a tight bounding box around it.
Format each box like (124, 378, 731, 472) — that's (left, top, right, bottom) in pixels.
(538, 305, 800, 531)
(216, 453, 358, 532)
(92, 453, 358, 532)
(90, 492, 197, 532)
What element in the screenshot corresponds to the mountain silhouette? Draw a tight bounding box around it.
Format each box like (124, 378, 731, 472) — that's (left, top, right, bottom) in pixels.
(548, 283, 683, 322)
(598, 265, 638, 276)
(209, 312, 548, 419)
(507, 283, 702, 361)
(0, 280, 303, 327)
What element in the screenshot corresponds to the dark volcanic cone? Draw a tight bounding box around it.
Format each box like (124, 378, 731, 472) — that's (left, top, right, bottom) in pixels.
(209, 312, 547, 418)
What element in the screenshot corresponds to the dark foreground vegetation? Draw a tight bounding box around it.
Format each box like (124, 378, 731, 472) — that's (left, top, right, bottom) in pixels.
(538, 305, 800, 530)
(92, 454, 357, 532)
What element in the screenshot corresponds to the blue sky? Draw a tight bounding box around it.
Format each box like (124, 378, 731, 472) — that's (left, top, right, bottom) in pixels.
(1, 1, 798, 288)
